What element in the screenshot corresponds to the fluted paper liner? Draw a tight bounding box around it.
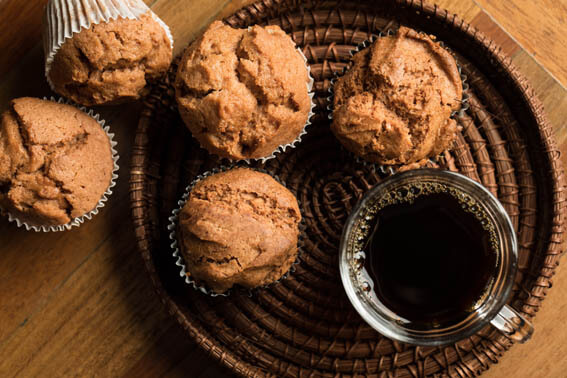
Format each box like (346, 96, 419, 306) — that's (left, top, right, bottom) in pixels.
(0, 97, 119, 232)
(43, 0, 174, 90)
(168, 165, 304, 297)
(327, 29, 469, 169)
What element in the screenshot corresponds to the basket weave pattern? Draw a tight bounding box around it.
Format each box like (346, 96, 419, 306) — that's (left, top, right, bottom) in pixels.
(130, 1, 566, 376)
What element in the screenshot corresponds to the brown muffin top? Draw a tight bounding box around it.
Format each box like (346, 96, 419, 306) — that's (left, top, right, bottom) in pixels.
(332, 26, 463, 165)
(0, 98, 114, 226)
(48, 13, 172, 106)
(177, 168, 301, 293)
(175, 21, 311, 160)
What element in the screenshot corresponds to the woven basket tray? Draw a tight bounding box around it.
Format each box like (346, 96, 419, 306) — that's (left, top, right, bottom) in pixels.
(129, 0, 566, 376)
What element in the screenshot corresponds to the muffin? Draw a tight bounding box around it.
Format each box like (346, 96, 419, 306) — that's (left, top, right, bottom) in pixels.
(0, 98, 115, 228)
(176, 168, 301, 293)
(47, 13, 172, 106)
(331, 26, 463, 165)
(175, 21, 311, 160)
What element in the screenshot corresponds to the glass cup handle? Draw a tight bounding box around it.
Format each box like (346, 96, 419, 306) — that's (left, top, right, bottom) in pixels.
(490, 305, 534, 343)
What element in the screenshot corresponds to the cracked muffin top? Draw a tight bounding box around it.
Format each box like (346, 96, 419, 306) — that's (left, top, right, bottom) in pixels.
(175, 21, 311, 160)
(0, 98, 114, 226)
(332, 26, 462, 165)
(48, 13, 172, 106)
(177, 168, 301, 293)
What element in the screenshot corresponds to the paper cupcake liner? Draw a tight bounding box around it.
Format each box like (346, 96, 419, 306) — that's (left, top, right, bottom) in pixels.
(0, 97, 119, 232)
(167, 164, 305, 297)
(326, 28, 469, 170)
(43, 0, 174, 91)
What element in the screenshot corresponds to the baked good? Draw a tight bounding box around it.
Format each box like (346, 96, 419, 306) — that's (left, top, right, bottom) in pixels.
(0, 97, 114, 227)
(175, 21, 311, 160)
(177, 168, 301, 293)
(48, 13, 172, 106)
(331, 26, 463, 165)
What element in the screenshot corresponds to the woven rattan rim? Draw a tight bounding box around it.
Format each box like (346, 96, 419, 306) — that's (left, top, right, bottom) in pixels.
(129, 0, 566, 376)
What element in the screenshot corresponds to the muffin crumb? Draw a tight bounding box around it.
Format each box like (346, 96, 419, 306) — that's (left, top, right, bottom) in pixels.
(175, 21, 311, 160)
(48, 13, 172, 106)
(332, 26, 463, 165)
(0, 98, 114, 226)
(177, 168, 301, 293)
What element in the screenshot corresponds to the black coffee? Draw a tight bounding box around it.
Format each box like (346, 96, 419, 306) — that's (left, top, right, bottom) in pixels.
(363, 189, 497, 326)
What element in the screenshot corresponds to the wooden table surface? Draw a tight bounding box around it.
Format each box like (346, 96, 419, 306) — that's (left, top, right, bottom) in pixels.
(1, 0, 566, 377)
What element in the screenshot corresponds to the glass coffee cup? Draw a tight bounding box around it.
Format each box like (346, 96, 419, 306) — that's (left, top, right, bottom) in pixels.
(339, 169, 533, 346)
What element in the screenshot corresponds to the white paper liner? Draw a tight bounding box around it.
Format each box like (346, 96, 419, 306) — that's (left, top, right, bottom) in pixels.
(326, 29, 469, 170)
(167, 164, 304, 297)
(43, 0, 174, 90)
(0, 96, 119, 232)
